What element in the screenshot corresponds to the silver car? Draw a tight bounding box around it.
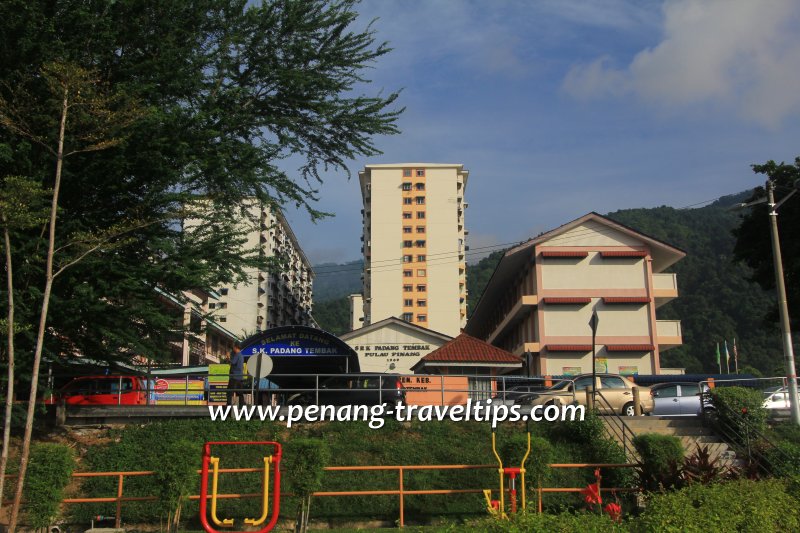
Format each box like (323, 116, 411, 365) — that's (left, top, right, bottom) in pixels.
(650, 382, 710, 416)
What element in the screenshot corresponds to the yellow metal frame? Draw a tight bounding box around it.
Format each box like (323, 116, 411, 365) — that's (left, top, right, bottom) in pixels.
(209, 455, 273, 528)
(244, 456, 272, 526)
(488, 431, 532, 518)
(209, 457, 234, 527)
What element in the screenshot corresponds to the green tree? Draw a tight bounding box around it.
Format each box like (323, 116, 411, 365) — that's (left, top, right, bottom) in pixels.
(732, 158, 800, 331)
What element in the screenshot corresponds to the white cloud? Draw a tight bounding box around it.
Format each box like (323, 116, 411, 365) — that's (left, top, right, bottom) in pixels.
(562, 0, 800, 128)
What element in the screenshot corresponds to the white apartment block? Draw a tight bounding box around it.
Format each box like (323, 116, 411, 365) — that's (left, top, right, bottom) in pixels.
(356, 164, 469, 337)
(209, 201, 315, 337)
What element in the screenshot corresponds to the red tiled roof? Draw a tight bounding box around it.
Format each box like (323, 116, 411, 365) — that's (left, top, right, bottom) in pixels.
(541, 251, 589, 258)
(600, 250, 648, 257)
(542, 297, 591, 305)
(603, 297, 650, 304)
(606, 344, 655, 352)
(420, 333, 522, 364)
(545, 344, 593, 352)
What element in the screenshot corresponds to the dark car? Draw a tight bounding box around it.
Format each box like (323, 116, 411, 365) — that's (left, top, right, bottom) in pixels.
(287, 374, 406, 406)
(492, 383, 548, 405)
(46, 375, 147, 405)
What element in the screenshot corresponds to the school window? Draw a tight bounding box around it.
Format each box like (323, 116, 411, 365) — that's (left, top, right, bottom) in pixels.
(220, 288, 229, 295)
(417, 284, 426, 292)
(209, 303, 216, 309)
(404, 299, 413, 307)
(417, 255, 426, 262)
(403, 212, 412, 219)
(415, 196, 425, 205)
(416, 314, 427, 322)
(403, 169, 412, 177)
(403, 270, 412, 277)
(403, 226, 412, 233)
(415, 169, 425, 177)
(417, 269, 426, 276)
(402, 182, 412, 191)
(403, 197, 413, 205)
(218, 316, 227, 322)
(403, 285, 413, 292)
(416, 226, 426, 233)
(403, 240, 412, 247)
(416, 212, 426, 219)
(403, 255, 413, 263)
(402, 312, 413, 322)
(218, 302, 227, 309)
(417, 299, 427, 307)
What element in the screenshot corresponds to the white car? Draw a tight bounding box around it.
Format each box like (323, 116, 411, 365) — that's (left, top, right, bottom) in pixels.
(762, 388, 799, 410)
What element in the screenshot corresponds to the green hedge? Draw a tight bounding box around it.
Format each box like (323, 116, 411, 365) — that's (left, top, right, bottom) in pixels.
(634, 478, 800, 532)
(710, 386, 767, 440)
(25, 443, 76, 528)
(632, 434, 683, 491)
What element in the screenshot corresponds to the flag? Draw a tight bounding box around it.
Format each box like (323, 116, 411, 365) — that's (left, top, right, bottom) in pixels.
(724, 340, 731, 374)
(733, 338, 739, 373)
(715, 343, 721, 373)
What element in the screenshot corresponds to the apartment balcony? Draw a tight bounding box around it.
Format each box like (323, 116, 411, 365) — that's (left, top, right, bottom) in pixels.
(653, 273, 678, 307)
(487, 294, 538, 344)
(656, 319, 682, 351)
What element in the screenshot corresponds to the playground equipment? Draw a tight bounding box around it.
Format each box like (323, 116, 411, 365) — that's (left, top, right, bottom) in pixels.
(483, 431, 531, 518)
(199, 441, 282, 533)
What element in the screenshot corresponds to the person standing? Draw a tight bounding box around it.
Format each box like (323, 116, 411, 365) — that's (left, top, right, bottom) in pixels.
(227, 342, 245, 407)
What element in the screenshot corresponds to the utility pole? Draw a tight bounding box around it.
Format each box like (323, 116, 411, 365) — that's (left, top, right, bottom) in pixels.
(589, 309, 599, 402)
(766, 180, 800, 425)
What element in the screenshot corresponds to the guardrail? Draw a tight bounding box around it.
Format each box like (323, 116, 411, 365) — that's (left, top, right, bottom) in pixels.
(3, 462, 640, 528)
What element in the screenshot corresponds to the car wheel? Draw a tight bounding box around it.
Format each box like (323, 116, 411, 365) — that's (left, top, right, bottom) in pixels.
(622, 402, 636, 417)
(287, 393, 313, 406)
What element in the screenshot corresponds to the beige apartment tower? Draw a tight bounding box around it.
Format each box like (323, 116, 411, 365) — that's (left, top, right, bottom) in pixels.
(357, 164, 469, 337)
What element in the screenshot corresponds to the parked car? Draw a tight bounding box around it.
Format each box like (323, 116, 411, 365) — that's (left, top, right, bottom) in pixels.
(519, 373, 653, 416)
(287, 374, 406, 406)
(762, 387, 799, 410)
(650, 382, 711, 416)
(491, 383, 548, 406)
(46, 375, 147, 405)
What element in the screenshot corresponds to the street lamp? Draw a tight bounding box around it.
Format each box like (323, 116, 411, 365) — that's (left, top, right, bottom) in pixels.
(589, 309, 599, 402)
(736, 178, 800, 425)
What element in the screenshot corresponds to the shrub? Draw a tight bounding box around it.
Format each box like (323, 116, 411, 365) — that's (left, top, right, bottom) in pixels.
(155, 439, 199, 531)
(634, 478, 800, 532)
(458, 510, 626, 532)
(709, 386, 767, 440)
(633, 434, 683, 491)
(24, 443, 76, 528)
(284, 438, 330, 533)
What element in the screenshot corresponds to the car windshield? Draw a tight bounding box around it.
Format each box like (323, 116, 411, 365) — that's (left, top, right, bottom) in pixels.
(549, 380, 570, 390)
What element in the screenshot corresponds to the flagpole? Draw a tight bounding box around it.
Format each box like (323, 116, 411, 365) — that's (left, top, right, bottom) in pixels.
(725, 340, 730, 374)
(734, 338, 739, 374)
(716, 342, 721, 374)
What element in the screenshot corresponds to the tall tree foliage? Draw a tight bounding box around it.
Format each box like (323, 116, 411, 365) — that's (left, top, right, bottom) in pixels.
(732, 158, 800, 332)
(0, 1, 401, 529)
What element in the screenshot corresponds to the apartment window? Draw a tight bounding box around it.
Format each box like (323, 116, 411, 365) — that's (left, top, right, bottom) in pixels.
(218, 316, 227, 322)
(403, 270, 412, 277)
(403, 197, 413, 205)
(415, 240, 426, 247)
(218, 302, 228, 309)
(415, 196, 425, 205)
(416, 226, 426, 233)
(416, 314, 427, 322)
(417, 299, 427, 307)
(417, 269, 426, 276)
(403, 226, 412, 233)
(402, 312, 414, 322)
(220, 288, 229, 295)
(415, 169, 425, 177)
(403, 168, 412, 177)
(404, 299, 413, 307)
(403, 285, 413, 292)
(403, 255, 413, 262)
(403, 240, 412, 248)
(415, 182, 425, 191)
(402, 182, 412, 191)
(416, 212, 426, 219)
(417, 255, 426, 262)
(417, 284, 426, 292)
(403, 212, 412, 219)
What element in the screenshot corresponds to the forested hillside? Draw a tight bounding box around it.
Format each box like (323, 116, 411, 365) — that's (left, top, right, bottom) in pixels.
(314, 193, 785, 375)
(313, 260, 363, 302)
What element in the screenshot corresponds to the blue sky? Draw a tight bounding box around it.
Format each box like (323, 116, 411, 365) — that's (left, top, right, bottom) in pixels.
(282, 0, 800, 266)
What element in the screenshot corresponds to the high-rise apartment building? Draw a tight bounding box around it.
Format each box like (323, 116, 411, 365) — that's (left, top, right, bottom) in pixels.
(356, 164, 469, 337)
(209, 201, 315, 337)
